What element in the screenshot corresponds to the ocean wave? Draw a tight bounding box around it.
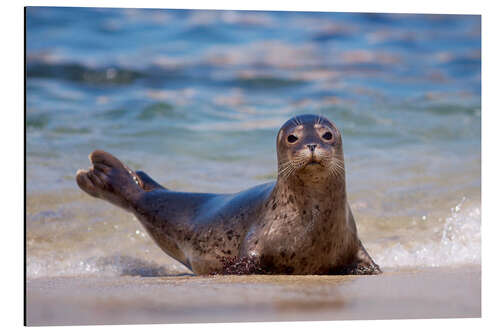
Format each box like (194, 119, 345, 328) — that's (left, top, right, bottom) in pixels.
(373, 201, 481, 268)
(27, 63, 145, 85)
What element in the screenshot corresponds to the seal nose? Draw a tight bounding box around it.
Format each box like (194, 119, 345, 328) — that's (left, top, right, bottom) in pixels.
(306, 144, 317, 152)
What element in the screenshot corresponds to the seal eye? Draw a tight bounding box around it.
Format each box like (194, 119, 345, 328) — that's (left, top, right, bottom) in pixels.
(287, 135, 298, 143)
(322, 132, 333, 141)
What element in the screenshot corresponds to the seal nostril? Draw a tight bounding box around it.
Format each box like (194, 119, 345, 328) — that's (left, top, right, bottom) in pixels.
(307, 144, 317, 152)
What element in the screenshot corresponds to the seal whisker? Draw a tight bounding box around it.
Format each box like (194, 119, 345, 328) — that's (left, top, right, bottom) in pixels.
(293, 115, 302, 126)
(278, 159, 301, 181)
(316, 115, 322, 126)
(278, 165, 294, 180)
(331, 159, 345, 179)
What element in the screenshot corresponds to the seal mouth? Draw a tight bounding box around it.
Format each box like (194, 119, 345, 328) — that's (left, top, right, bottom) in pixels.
(305, 160, 322, 167)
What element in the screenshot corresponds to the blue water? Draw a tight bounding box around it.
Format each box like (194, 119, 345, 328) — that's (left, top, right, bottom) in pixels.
(26, 8, 481, 277)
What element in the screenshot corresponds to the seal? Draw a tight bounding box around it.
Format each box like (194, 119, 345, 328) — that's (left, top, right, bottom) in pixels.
(76, 114, 381, 275)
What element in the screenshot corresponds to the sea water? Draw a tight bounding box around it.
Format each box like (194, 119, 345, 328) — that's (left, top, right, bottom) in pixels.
(26, 8, 481, 277)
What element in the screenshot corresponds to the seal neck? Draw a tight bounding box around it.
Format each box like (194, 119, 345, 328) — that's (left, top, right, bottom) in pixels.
(275, 169, 347, 209)
(269, 173, 348, 237)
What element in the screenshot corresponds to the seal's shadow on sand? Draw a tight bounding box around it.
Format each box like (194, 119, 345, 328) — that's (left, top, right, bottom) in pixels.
(95, 255, 194, 277)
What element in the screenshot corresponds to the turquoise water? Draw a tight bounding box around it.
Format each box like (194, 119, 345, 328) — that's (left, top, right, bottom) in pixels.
(26, 8, 481, 277)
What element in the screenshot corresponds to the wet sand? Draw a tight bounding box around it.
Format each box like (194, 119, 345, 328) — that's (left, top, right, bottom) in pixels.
(26, 265, 480, 326)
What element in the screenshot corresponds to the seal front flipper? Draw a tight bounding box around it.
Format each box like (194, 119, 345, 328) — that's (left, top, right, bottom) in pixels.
(350, 242, 382, 275)
(76, 150, 144, 211)
(329, 240, 381, 275)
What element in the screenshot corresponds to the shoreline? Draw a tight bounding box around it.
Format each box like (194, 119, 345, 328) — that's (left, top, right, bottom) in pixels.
(26, 264, 480, 326)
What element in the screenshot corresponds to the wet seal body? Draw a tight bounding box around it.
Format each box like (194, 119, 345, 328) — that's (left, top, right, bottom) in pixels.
(76, 114, 381, 275)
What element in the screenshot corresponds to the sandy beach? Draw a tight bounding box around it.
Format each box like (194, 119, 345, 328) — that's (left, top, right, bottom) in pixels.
(26, 265, 480, 326)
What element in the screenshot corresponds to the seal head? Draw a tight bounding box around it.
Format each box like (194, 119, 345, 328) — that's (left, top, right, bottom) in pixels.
(277, 114, 344, 183)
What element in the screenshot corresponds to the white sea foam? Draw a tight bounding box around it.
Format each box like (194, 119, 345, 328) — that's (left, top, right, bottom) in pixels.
(27, 203, 481, 278)
(27, 253, 190, 278)
(373, 202, 481, 268)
